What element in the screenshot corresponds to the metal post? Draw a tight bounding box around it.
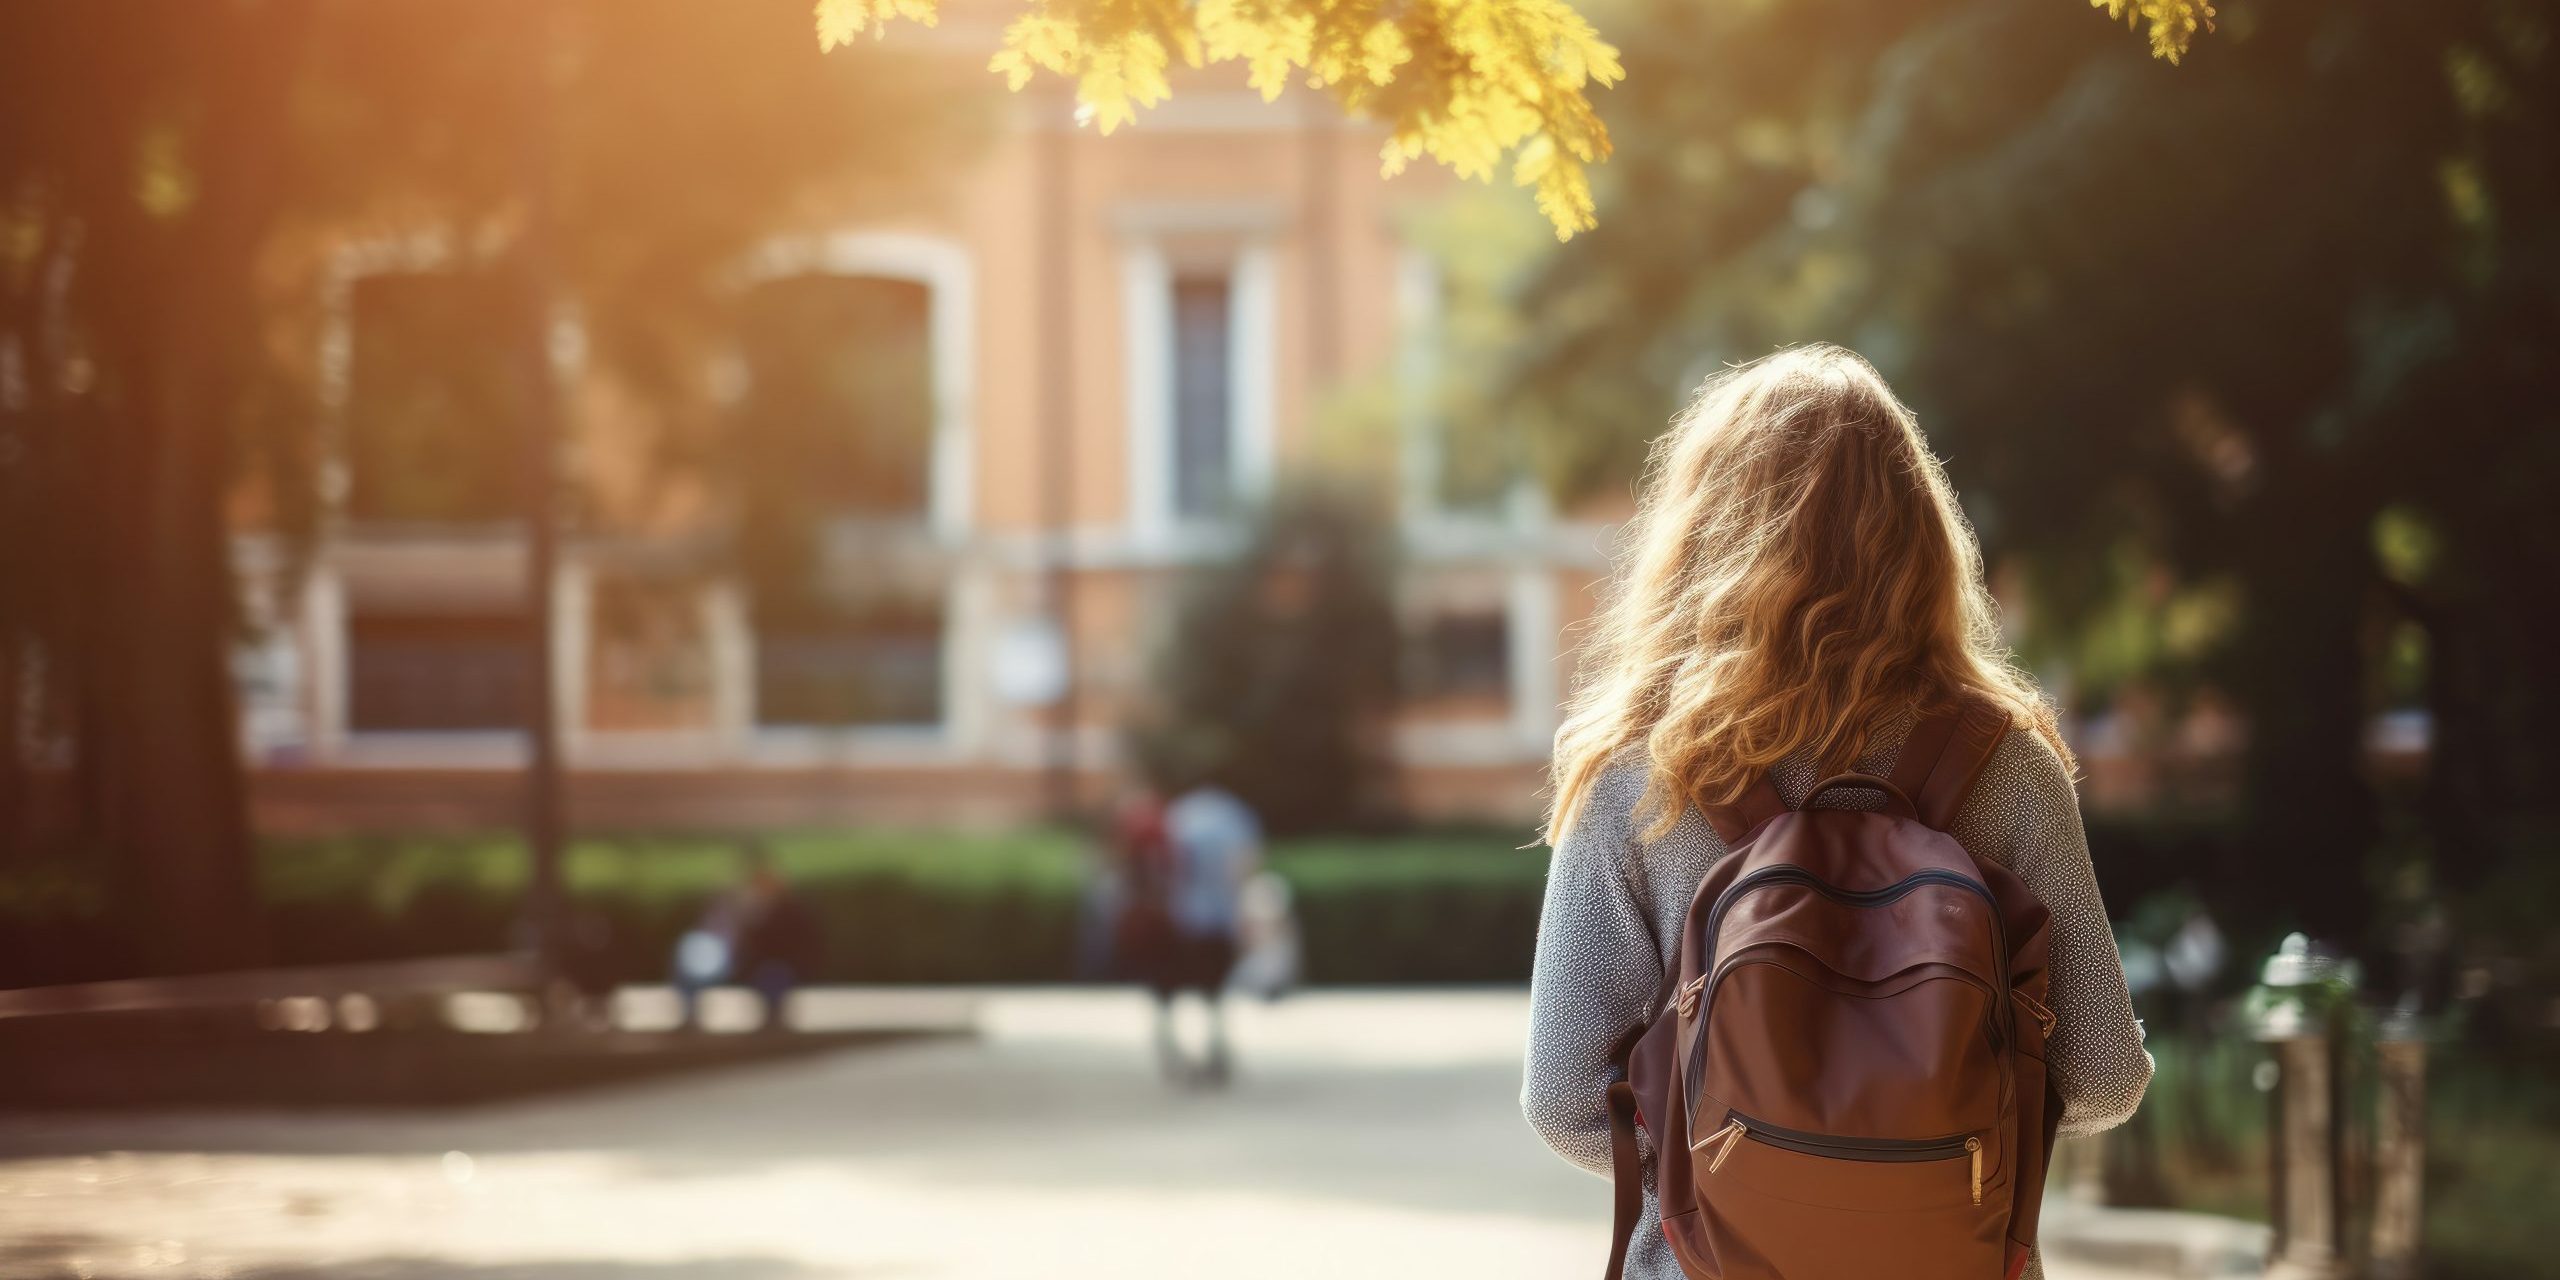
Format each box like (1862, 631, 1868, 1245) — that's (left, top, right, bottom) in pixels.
(2369, 1017, 2427, 1279)
(516, 0, 568, 963)
(2255, 934, 2350, 1280)
(2264, 1033, 2344, 1279)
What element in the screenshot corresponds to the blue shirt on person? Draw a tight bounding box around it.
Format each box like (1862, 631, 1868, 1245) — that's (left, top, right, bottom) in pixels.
(1162, 785, 1261, 936)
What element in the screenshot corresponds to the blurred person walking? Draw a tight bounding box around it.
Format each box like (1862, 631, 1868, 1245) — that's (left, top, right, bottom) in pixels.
(1150, 782, 1263, 1086)
(1227, 866, 1301, 1001)
(672, 845, 821, 1032)
(1524, 346, 2152, 1280)
(1086, 787, 1173, 983)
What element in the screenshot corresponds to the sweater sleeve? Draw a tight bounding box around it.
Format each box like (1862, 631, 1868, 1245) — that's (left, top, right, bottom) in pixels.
(1952, 729, 2155, 1137)
(1522, 766, 1669, 1177)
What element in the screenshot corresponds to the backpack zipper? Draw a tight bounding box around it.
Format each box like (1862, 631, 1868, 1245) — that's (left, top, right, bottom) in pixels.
(1701, 1112, 1985, 1205)
(2013, 989, 2057, 1038)
(1681, 864, 2015, 1133)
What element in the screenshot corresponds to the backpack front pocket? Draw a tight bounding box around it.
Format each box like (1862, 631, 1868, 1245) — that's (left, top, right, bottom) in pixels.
(1679, 1113, 2009, 1280)
(1698, 1111, 1988, 1206)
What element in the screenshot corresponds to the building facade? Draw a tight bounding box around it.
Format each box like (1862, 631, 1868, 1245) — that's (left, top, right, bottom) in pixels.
(233, 37, 1619, 837)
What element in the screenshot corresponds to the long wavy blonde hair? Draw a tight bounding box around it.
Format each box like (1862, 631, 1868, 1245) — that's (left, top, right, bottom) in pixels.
(1546, 344, 2070, 844)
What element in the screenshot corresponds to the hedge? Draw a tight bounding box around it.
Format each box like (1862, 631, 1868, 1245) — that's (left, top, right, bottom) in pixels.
(5, 817, 2236, 987)
(256, 830, 1094, 985)
(242, 828, 1550, 986)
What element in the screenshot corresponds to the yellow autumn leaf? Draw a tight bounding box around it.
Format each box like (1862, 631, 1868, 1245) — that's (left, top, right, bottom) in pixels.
(2092, 0, 2217, 64)
(814, 0, 937, 50)
(822, 0, 2212, 238)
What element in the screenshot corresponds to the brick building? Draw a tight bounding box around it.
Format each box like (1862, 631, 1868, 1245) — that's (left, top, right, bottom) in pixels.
(232, 27, 1619, 837)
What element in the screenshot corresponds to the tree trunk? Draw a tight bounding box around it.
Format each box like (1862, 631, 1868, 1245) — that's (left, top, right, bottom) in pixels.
(2425, 548, 2560, 890)
(87, 345, 267, 974)
(70, 0, 314, 974)
(2226, 495, 2379, 945)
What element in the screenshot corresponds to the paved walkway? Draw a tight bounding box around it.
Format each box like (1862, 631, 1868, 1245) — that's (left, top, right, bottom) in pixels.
(0, 990, 2228, 1279)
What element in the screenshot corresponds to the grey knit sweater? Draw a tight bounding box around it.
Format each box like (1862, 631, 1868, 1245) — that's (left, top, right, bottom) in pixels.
(1522, 713, 2153, 1280)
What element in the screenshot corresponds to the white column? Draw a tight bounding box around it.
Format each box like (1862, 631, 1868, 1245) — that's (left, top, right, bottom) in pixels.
(1395, 250, 1443, 524)
(943, 558, 997, 758)
(703, 578, 754, 759)
(1508, 562, 1561, 757)
(554, 558, 591, 759)
(926, 244, 977, 544)
(1230, 242, 1279, 504)
(1120, 241, 1172, 539)
(305, 562, 348, 761)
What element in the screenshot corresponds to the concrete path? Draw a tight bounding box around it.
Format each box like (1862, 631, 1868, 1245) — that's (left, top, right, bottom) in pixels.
(0, 989, 2239, 1279)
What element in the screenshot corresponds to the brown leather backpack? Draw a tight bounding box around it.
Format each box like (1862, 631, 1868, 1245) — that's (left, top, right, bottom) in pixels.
(1603, 698, 2061, 1280)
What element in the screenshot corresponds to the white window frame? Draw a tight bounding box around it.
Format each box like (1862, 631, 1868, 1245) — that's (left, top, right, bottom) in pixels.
(1394, 246, 1547, 540)
(727, 230, 977, 544)
(720, 230, 981, 756)
(1121, 237, 1276, 543)
(307, 232, 584, 766)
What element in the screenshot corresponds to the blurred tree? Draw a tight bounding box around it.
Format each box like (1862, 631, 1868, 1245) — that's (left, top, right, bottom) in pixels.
(1507, 0, 2560, 942)
(0, 0, 956, 974)
(1134, 484, 1401, 834)
(815, 0, 2211, 240)
(1, 1, 316, 972)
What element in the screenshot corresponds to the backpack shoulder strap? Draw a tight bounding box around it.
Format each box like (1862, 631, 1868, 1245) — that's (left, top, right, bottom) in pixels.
(1603, 1079, 1643, 1280)
(1699, 773, 1787, 845)
(1885, 695, 2015, 831)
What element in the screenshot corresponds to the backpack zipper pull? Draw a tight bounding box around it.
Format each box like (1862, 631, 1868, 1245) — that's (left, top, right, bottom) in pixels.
(2014, 990, 2057, 1037)
(1693, 1117, 1747, 1171)
(1965, 1137, 1983, 1205)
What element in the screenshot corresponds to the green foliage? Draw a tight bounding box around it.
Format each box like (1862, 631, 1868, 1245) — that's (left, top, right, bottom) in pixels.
(817, 0, 2213, 238)
(2115, 1030, 2267, 1216)
(1273, 835, 1550, 981)
(0, 817, 2275, 987)
(0, 1, 969, 964)
(820, 0, 1622, 237)
(339, 271, 534, 524)
(246, 829, 1543, 985)
(2440, 820, 2560, 1023)
(2136, 1026, 2560, 1280)
(732, 274, 938, 621)
(1411, 191, 1561, 504)
(2423, 1047, 2560, 1280)
(260, 829, 1091, 983)
(1503, 0, 2560, 943)
(1134, 483, 1403, 834)
(1302, 189, 1554, 504)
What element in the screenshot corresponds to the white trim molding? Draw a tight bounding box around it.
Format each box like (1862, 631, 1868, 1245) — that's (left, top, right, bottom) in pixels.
(1118, 226, 1279, 545)
(1507, 562, 1563, 754)
(1231, 243, 1279, 505)
(724, 230, 980, 751)
(1395, 247, 1444, 526)
(1121, 240, 1175, 542)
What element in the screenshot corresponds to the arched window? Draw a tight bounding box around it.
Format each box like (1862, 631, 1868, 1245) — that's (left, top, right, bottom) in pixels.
(724, 233, 973, 734)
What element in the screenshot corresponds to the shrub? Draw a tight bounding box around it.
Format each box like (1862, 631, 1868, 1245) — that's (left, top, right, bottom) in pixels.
(0, 814, 2373, 990)
(1276, 835, 1548, 983)
(260, 830, 1091, 984)
(239, 828, 1548, 985)
(1133, 481, 1402, 834)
